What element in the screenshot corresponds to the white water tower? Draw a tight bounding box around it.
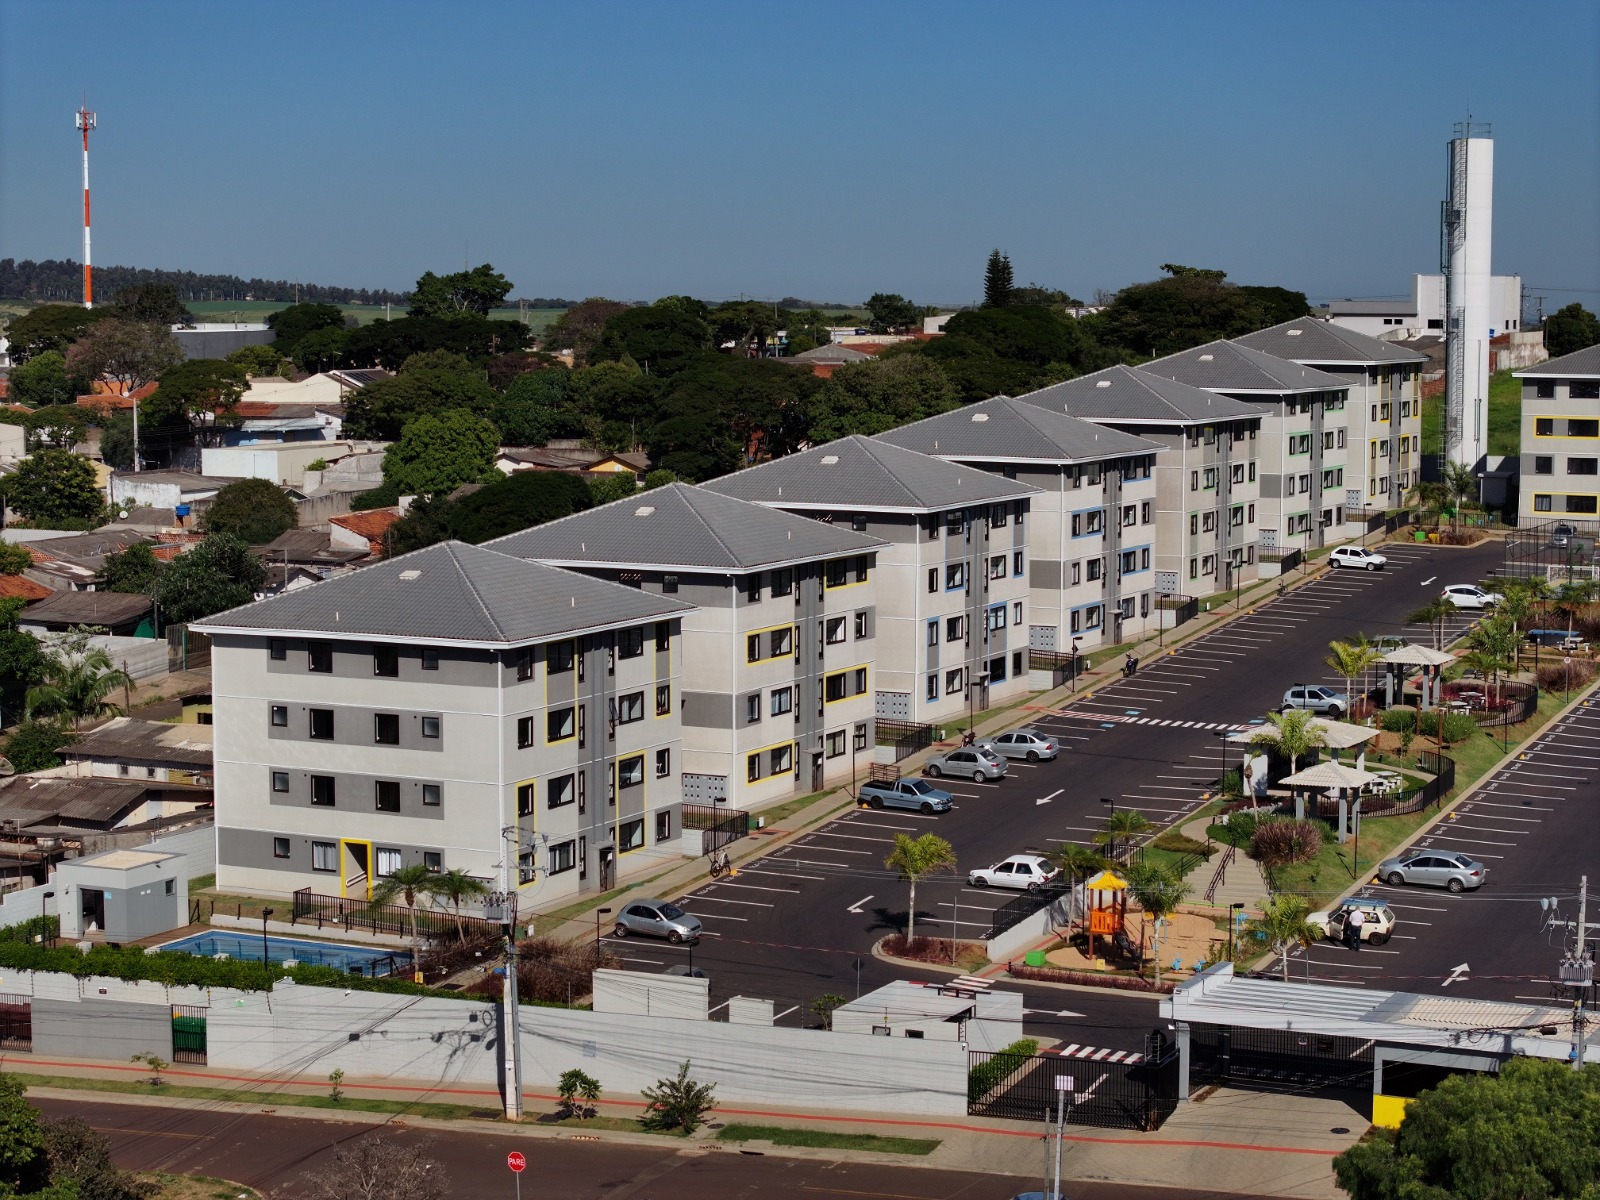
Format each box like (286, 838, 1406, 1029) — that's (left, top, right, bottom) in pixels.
(1442, 122, 1494, 470)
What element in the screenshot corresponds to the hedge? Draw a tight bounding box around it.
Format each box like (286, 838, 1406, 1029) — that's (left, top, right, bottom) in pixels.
(968, 1038, 1039, 1102)
(1378, 707, 1480, 743)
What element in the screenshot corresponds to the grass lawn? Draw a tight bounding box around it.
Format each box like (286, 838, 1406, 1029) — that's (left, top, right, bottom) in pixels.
(1422, 369, 1520, 459)
(140, 1174, 263, 1200)
(755, 788, 854, 827)
(531, 1113, 686, 1137)
(715, 1123, 939, 1155)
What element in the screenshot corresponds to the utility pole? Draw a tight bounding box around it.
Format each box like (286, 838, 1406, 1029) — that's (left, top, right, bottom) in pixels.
(1563, 875, 1594, 1072)
(490, 829, 524, 1118)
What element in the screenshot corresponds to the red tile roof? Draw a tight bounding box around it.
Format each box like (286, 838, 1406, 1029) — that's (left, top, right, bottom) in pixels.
(0, 575, 53, 603)
(330, 508, 403, 544)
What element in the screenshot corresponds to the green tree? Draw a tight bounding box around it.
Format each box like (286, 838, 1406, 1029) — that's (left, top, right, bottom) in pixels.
(1335, 1058, 1600, 1200)
(783, 308, 832, 354)
(587, 473, 639, 506)
(64, 319, 184, 399)
(0, 449, 104, 527)
(487, 370, 566, 445)
(0, 1073, 50, 1193)
(0, 544, 29, 575)
(265, 303, 347, 356)
(709, 300, 781, 354)
(982, 249, 1015, 308)
(485, 349, 561, 391)
(542, 297, 631, 364)
(20, 405, 89, 451)
(39, 1111, 156, 1200)
(1406, 595, 1455, 651)
(380, 494, 457, 558)
(2, 305, 97, 363)
(642, 469, 678, 490)
(111, 282, 192, 326)
(9, 350, 90, 409)
(156, 534, 265, 623)
(0, 600, 47, 728)
(143, 358, 249, 434)
(26, 641, 134, 732)
(369, 863, 442, 960)
(381, 409, 499, 496)
(1463, 613, 1519, 704)
(96, 542, 164, 595)
(201, 478, 298, 544)
(0, 720, 74, 773)
(588, 304, 711, 377)
(343, 355, 497, 440)
(1095, 809, 1154, 862)
(342, 315, 529, 371)
(427, 868, 489, 944)
(225, 344, 290, 377)
(408, 264, 513, 319)
(98, 413, 135, 472)
(1324, 638, 1382, 715)
(806, 354, 959, 441)
(447, 469, 594, 544)
(638, 1061, 716, 1134)
(1246, 709, 1329, 794)
(1440, 459, 1480, 535)
(1125, 861, 1191, 984)
(884, 831, 957, 944)
(556, 1068, 602, 1121)
(1543, 302, 1600, 358)
(1244, 895, 1318, 980)
(289, 325, 348, 373)
(863, 292, 922, 334)
(1091, 267, 1305, 359)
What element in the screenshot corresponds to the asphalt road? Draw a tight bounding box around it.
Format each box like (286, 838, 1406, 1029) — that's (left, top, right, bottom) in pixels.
(612, 541, 1506, 1055)
(38, 1096, 1271, 1200)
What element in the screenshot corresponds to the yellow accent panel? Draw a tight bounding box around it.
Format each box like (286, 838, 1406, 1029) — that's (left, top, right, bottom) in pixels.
(1371, 1094, 1411, 1129)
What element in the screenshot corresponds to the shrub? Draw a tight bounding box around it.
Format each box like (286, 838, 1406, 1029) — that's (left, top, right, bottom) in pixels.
(503, 935, 619, 1004)
(1211, 808, 1264, 848)
(556, 1068, 601, 1120)
(881, 933, 984, 965)
(967, 1038, 1040, 1102)
(0, 720, 75, 773)
(1249, 818, 1323, 868)
(1379, 708, 1418, 733)
(1008, 962, 1174, 993)
(1412, 711, 1481, 743)
(1535, 659, 1597, 691)
(639, 1061, 716, 1134)
(1151, 829, 1214, 857)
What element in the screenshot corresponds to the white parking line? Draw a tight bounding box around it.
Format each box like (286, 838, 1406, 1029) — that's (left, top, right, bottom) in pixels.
(737, 867, 826, 881)
(808, 831, 895, 843)
(687, 894, 775, 907)
(711, 881, 803, 894)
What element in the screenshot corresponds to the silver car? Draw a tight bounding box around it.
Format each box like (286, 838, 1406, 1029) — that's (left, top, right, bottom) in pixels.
(1376, 850, 1486, 893)
(984, 729, 1059, 762)
(923, 745, 1008, 782)
(1282, 685, 1349, 718)
(613, 899, 703, 944)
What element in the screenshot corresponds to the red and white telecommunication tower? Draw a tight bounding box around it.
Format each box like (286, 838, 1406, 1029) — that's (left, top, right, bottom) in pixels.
(76, 104, 96, 308)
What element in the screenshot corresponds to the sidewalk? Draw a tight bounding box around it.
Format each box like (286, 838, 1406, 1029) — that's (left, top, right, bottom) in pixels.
(19, 1053, 1356, 1198)
(1180, 817, 1268, 911)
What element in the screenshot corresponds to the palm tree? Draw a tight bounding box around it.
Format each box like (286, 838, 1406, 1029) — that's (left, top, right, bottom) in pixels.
(1440, 461, 1480, 536)
(1406, 479, 1449, 528)
(1464, 614, 1519, 704)
(1125, 862, 1192, 985)
(429, 868, 490, 944)
(1056, 844, 1109, 888)
(1246, 709, 1328, 811)
(1324, 638, 1382, 719)
(25, 643, 134, 732)
(1094, 810, 1153, 863)
(883, 832, 957, 946)
(1245, 895, 1320, 980)
(1406, 596, 1455, 651)
(369, 864, 442, 962)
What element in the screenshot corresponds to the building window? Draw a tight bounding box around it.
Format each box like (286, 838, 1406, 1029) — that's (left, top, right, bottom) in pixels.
(1070, 561, 1081, 586)
(1012, 650, 1023, 677)
(422, 783, 441, 806)
(1534, 494, 1553, 511)
(944, 615, 963, 643)
(618, 627, 645, 659)
(854, 610, 869, 639)
(927, 619, 938, 647)
(853, 722, 868, 751)
(826, 730, 846, 757)
(946, 510, 965, 536)
(517, 716, 534, 748)
(620, 818, 645, 853)
(1568, 458, 1598, 475)
(516, 647, 534, 680)
(373, 647, 398, 677)
(656, 684, 671, 715)
(926, 674, 938, 701)
(619, 755, 645, 787)
(616, 691, 645, 724)
(927, 567, 938, 593)
(825, 559, 849, 588)
(770, 744, 793, 774)
(422, 851, 442, 872)
(312, 841, 337, 872)
(771, 627, 793, 657)
(271, 770, 290, 793)
(748, 753, 764, 782)
(771, 687, 793, 716)
(1571, 496, 1600, 514)
(655, 747, 671, 777)
(310, 775, 335, 806)
(1573, 388, 1600, 405)
(989, 554, 1006, 580)
(1086, 558, 1102, 582)
(655, 621, 670, 652)
(374, 713, 399, 745)
(1013, 600, 1023, 624)
(549, 774, 576, 808)
(655, 810, 673, 843)
(421, 648, 439, 670)
(518, 783, 534, 816)
(987, 604, 1006, 632)
(309, 709, 334, 740)
(746, 694, 761, 723)
(771, 568, 793, 596)
(273, 837, 291, 859)
(421, 716, 440, 738)
(989, 655, 1007, 682)
(1083, 605, 1103, 630)
(945, 563, 966, 590)
(662, 574, 679, 594)
(374, 781, 400, 812)
(269, 639, 286, 661)
(547, 641, 575, 674)
(375, 848, 402, 878)
(547, 707, 576, 742)
(990, 503, 1008, 528)
(747, 574, 763, 603)
(826, 616, 847, 644)
(270, 704, 288, 728)
(307, 642, 332, 673)
(945, 668, 964, 695)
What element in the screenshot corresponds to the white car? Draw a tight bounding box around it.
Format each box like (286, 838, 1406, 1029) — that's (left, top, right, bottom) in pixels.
(1306, 898, 1396, 945)
(967, 854, 1060, 891)
(1441, 584, 1502, 610)
(1329, 546, 1387, 571)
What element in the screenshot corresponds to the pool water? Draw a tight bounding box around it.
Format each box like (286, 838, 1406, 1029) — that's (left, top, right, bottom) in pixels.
(157, 931, 412, 975)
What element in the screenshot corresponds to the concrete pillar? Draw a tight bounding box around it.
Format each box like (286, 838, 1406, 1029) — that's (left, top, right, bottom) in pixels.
(1175, 1021, 1191, 1102)
(1336, 794, 1349, 842)
(1294, 788, 1305, 821)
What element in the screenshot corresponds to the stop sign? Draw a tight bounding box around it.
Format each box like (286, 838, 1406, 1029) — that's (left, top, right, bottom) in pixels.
(507, 1151, 526, 1173)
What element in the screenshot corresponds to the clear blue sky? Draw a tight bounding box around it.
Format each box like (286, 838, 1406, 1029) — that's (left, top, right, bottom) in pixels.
(3, 0, 1596, 311)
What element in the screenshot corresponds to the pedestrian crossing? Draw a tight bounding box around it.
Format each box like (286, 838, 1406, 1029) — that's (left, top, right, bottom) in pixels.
(1047, 709, 1251, 732)
(1047, 1043, 1144, 1063)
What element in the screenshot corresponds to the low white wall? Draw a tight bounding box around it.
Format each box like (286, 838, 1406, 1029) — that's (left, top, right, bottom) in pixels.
(92, 636, 167, 682)
(985, 885, 1081, 962)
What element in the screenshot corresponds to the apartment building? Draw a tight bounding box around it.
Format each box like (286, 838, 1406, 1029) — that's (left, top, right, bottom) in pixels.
(488, 483, 886, 808)
(874, 394, 1161, 653)
(1012, 366, 1264, 601)
(1235, 318, 1427, 512)
(1515, 343, 1600, 525)
(1136, 342, 1354, 555)
(703, 436, 1038, 728)
(195, 541, 694, 904)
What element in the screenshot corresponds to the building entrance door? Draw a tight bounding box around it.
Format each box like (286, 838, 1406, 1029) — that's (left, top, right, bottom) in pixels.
(340, 840, 371, 899)
(598, 847, 614, 890)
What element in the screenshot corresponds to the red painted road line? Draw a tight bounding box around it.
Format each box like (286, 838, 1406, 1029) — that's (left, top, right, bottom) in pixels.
(25, 1058, 1338, 1156)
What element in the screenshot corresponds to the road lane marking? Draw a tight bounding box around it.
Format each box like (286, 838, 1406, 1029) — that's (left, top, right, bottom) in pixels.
(1037, 789, 1063, 806)
(686, 895, 774, 907)
(737, 868, 826, 881)
(1420, 576, 1436, 585)
(846, 895, 873, 913)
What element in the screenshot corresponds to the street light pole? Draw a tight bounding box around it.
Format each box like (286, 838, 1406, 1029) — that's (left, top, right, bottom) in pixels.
(41, 891, 54, 947)
(1228, 902, 1244, 960)
(596, 907, 612, 950)
(260, 908, 274, 964)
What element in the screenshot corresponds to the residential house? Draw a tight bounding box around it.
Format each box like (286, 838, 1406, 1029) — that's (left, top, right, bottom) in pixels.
(1514, 343, 1600, 526)
(0, 775, 208, 834)
(782, 343, 874, 379)
(1135, 342, 1354, 555)
(703, 436, 1038, 728)
(874, 393, 1164, 651)
(109, 470, 230, 517)
(59, 717, 213, 788)
(17, 590, 154, 636)
(1234, 319, 1427, 512)
(489, 483, 887, 807)
(193, 541, 695, 903)
(1005, 368, 1264, 604)
(494, 445, 649, 479)
(328, 509, 404, 558)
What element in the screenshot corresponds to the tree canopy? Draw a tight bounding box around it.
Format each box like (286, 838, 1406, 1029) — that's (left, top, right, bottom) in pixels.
(805, 355, 959, 441)
(64, 319, 184, 397)
(143, 358, 248, 430)
(19, 406, 89, 452)
(97, 542, 163, 594)
(0, 599, 48, 725)
(202, 477, 298, 544)
(157, 534, 265, 623)
(342, 352, 497, 439)
(8, 350, 91, 409)
(983, 250, 1015, 308)
(265, 302, 347, 356)
(542, 298, 631, 364)
(111, 281, 193, 325)
(0, 449, 103, 527)
(380, 408, 499, 495)
(863, 293, 922, 334)
(1087, 268, 1309, 359)
(2, 304, 98, 363)
(589, 304, 712, 376)
(340, 314, 529, 371)
(1545, 303, 1600, 358)
(448, 469, 595, 544)
(225, 343, 291, 378)
(408, 264, 513, 318)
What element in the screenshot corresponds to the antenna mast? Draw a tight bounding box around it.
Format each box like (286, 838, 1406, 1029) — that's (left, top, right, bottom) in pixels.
(76, 103, 97, 308)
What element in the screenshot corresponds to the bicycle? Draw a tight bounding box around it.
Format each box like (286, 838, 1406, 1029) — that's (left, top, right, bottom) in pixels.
(709, 849, 731, 878)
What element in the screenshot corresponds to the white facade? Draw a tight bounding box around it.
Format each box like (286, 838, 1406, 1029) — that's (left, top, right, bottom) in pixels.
(1328, 273, 1521, 343)
(1445, 130, 1496, 468)
(202, 441, 351, 487)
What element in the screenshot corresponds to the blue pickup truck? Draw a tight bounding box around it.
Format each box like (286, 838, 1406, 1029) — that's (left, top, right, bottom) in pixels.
(857, 776, 954, 814)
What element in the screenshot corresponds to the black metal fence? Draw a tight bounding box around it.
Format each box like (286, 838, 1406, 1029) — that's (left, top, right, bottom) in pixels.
(1189, 1024, 1374, 1092)
(979, 881, 1072, 941)
(1311, 752, 1456, 821)
(0, 996, 31, 1051)
(1028, 650, 1084, 689)
(874, 719, 936, 761)
(1474, 682, 1539, 728)
(288, 890, 500, 942)
(1156, 594, 1199, 628)
(681, 804, 749, 854)
(969, 1031, 1181, 1130)
(171, 1005, 207, 1064)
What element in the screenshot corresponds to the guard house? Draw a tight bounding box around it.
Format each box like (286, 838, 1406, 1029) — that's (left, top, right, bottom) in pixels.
(57, 848, 188, 943)
(832, 979, 1023, 1049)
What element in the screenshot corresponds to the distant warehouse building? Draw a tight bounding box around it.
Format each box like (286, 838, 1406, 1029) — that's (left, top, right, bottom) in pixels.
(171, 323, 275, 361)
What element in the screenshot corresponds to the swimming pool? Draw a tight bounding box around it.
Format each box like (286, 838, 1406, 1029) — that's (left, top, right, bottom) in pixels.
(157, 931, 412, 975)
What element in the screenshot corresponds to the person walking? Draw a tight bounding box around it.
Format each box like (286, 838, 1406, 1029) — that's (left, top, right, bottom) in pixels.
(1345, 907, 1364, 951)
